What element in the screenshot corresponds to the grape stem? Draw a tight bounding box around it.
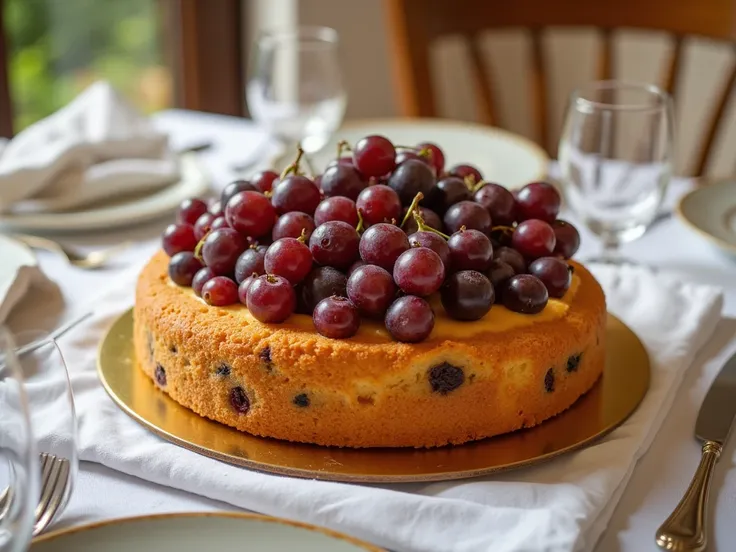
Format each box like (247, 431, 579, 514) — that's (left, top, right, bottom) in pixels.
(412, 210, 450, 239)
(463, 175, 477, 190)
(355, 208, 365, 234)
(280, 146, 305, 180)
(193, 231, 210, 261)
(297, 228, 308, 243)
(399, 192, 424, 228)
(337, 140, 352, 158)
(472, 180, 488, 193)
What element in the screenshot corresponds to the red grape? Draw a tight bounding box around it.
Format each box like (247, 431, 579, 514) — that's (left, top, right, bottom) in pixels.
(385, 296, 434, 343)
(221, 180, 257, 207)
(271, 175, 321, 215)
(552, 220, 581, 259)
(441, 270, 494, 321)
(234, 245, 266, 283)
(202, 228, 247, 275)
(511, 219, 556, 260)
(168, 251, 203, 286)
(309, 221, 360, 270)
(353, 135, 396, 177)
(210, 216, 229, 231)
(359, 223, 410, 272)
(320, 164, 367, 200)
(432, 176, 471, 214)
(346, 264, 396, 317)
(314, 196, 358, 227)
(417, 142, 445, 174)
(264, 238, 313, 285)
(474, 183, 516, 226)
(448, 164, 483, 184)
(298, 266, 348, 314)
(201, 276, 239, 306)
(487, 260, 515, 301)
(503, 274, 548, 314)
(251, 170, 279, 193)
(387, 159, 435, 206)
(347, 259, 366, 275)
(395, 150, 424, 166)
(193, 212, 216, 241)
(238, 274, 258, 305)
(313, 296, 361, 339)
(443, 201, 492, 235)
(162, 223, 198, 257)
(515, 182, 561, 223)
(272, 211, 316, 242)
(246, 274, 296, 323)
(528, 257, 572, 298)
(403, 206, 443, 234)
(225, 190, 276, 238)
(393, 247, 445, 296)
(177, 198, 208, 226)
(356, 184, 402, 227)
(408, 231, 450, 266)
(447, 228, 493, 272)
(493, 246, 527, 275)
(192, 267, 216, 297)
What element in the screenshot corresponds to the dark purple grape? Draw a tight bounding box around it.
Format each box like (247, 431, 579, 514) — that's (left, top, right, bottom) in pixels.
(221, 180, 257, 207)
(177, 198, 208, 226)
(528, 257, 572, 298)
(353, 135, 396, 177)
(202, 228, 247, 275)
(246, 274, 296, 323)
(387, 159, 436, 206)
(193, 212, 216, 241)
(359, 223, 410, 272)
(493, 246, 526, 275)
(511, 219, 556, 260)
(326, 156, 354, 169)
(234, 246, 266, 283)
(313, 296, 361, 339)
(408, 231, 450, 266)
(448, 164, 483, 184)
(272, 211, 316, 242)
(395, 149, 424, 167)
(309, 221, 360, 270)
(168, 251, 203, 286)
(503, 274, 548, 314)
(298, 266, 348, 314)
(432, 176, 471, 214)
(192, 267, 216, 297)
(393, 247, 445, 296)
(346, 264, 396, 317)
(474, 183, 516, 226)
(443, 200, 492, 235)
(271, 175, 321, 215)
(515, 182, 561, 223)
(417, 142, 445, 174)
(210, 216, 229, 231)
(356, 185, 402, 227)
(201, 276, 239, 306)
(403, 206, 443, 234)
(385, 296, 434, 343)
(447, 228, 493, 272)
(314, 196, 358, 227)
(319, 164, 367, 200)
(441, 270, 494, 321)
(487, 260, 515, 302)
(238, 274, 258, 305)
(162, 223, 198, 257)
(552, 220, 581, 259)
(208, 200, 223, 217)
(251, 170, 279, 193)
(264, 238, 313, 285)
(225, 190, 276, 238)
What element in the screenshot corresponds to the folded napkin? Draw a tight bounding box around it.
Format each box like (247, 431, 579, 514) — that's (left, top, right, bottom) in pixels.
(0, 235, 51, 324)
(56, 263, 722, 552)
(0, 81, 179, 214)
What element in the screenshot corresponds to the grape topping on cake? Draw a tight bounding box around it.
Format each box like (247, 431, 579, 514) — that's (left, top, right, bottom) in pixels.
(134, 138, 605, 448)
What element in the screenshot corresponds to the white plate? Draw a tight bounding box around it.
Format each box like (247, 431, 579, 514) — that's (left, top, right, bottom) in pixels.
(311, 118, 549, 188)
(31, 512, 382, 552)
(0, 153, 209, 233)
(676, 178, 736, 259)
(0, 234, 44, 323)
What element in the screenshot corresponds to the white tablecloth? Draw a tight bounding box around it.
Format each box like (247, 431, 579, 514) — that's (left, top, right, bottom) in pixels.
(7, 110, 736, 552)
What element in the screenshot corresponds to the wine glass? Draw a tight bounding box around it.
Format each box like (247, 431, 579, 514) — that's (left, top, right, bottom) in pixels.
(0, 326, 38, 552)
(558, 80, 674, 263)
(247, 26, 346, 166)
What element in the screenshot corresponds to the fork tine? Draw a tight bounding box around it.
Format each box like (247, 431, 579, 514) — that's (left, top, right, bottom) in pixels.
(34, 456, 62, 525)
(32, 458, 69, 537)
(34, 453, 54, 519)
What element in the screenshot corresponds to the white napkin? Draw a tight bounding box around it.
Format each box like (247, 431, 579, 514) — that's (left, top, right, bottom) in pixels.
(0, 81, 179, 214)
(0, 235, 51, 324)
(56, 263, 722, 552)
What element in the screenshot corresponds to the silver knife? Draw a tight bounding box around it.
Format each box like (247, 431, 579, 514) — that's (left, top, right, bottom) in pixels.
(656, 351, 736, 552)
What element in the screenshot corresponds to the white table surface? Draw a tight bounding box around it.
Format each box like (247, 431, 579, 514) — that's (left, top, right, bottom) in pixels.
(7, 109, 736, 552)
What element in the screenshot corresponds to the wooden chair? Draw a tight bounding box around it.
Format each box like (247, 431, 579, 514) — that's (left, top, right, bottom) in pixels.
(385, 0, 736, 175)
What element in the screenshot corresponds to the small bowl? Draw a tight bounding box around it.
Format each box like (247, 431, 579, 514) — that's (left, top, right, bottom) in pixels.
(676, 178, 736, 259)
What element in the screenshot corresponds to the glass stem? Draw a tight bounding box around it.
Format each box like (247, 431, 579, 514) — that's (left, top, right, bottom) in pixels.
(600, 234, 621, 264)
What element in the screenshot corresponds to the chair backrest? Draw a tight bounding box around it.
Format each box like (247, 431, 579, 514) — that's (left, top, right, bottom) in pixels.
(385, 0, 736, 175)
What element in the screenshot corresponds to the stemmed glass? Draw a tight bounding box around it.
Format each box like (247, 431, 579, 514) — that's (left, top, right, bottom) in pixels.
(0, 326, 38, 552)
(246, 26, 346, 166)
(558, 80, 674, 263)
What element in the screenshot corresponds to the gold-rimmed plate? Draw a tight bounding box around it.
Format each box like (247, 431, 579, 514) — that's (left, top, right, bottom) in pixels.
(98, 310, 649, 483)
(31, 512, 382, 551)
(676, 178, 736, 259)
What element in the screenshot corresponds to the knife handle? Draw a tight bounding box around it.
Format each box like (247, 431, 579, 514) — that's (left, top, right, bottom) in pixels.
(655, 440, 721, 552)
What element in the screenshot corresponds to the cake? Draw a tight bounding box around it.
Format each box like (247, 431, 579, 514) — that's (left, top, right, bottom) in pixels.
(133, 136, 606, 448)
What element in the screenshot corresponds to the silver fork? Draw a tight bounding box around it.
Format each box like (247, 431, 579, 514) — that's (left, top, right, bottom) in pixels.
(32, 453, 70, 536)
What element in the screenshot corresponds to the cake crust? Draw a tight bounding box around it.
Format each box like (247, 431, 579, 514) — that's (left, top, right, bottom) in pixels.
(134, 251, 606, 448)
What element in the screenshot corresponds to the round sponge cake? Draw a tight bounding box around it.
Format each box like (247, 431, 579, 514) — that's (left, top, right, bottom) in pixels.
(133, 251, 606, 448)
